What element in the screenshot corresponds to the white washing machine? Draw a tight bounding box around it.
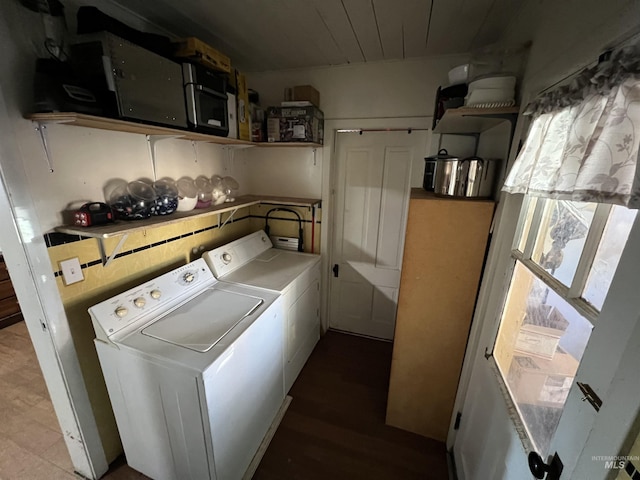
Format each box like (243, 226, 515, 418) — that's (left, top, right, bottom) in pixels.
(89, 258, 285, 480)
(203, 230, 321, 393)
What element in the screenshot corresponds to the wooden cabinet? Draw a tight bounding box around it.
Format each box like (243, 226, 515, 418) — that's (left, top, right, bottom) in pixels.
(385, 189, 494, 442)
(0, 256, 22, 328)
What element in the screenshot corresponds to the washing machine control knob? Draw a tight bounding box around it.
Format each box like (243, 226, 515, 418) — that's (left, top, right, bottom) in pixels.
(115, 306, 128, 318)
(183, 272, 195, 283)
(133, 297, 146, 308)
(222, 252, 232, 264)
(150, 289, 162, 300)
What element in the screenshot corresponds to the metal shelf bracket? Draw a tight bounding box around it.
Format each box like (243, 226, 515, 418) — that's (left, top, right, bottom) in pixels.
(146, 135, 180, 181)
(33, 119, 75, 172)
(218, 207, 238, 229)
(35, 123, 54, 172)
(313, 148, 317, 166)
(97, 234, 129, 267)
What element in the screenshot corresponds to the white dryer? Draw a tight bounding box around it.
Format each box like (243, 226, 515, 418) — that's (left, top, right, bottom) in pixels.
(89, 258, 285, 480)
(203, 230, 321, 392)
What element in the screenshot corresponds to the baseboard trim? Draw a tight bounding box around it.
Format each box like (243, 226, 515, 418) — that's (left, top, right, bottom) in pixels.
(0, 313, 23, 330)
(326, 327, 393, 343)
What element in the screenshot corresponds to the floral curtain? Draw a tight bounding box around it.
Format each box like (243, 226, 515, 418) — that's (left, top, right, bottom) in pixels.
(503, 46, 640, 208)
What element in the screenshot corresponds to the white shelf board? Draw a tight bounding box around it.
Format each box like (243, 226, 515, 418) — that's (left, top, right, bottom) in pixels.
(433, 106, 519, 134)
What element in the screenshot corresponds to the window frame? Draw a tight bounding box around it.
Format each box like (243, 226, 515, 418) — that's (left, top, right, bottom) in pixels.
(507, 196, 613, 325)
(487, 194, 635, 454)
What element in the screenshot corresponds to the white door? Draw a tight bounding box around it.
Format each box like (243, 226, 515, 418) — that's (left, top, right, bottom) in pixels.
(329, 130, 426, 339)
(451, 193, 640, 480)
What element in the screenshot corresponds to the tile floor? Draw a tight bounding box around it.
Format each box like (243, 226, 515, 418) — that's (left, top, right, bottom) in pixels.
(0, 321, 77, 478)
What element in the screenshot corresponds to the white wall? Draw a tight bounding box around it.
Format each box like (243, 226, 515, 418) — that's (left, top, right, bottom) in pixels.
(500, 0, 640, 98)
(248, 54, 469, 120)
(243, 147, 322, 198)
(16, 124, 249, 232)
(243, 55, 469, 199)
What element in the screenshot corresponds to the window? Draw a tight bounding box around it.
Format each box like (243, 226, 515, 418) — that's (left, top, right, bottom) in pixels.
(493, 196, 637, 455)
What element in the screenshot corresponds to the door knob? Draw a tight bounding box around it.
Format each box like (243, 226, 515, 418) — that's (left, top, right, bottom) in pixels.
(528, 452, 563, 480)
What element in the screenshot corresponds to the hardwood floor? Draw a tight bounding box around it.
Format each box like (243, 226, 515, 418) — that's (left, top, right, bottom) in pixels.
(253, 330, 450, 480)
(0, 323, 448, 479)
(0, 321, 146, 479)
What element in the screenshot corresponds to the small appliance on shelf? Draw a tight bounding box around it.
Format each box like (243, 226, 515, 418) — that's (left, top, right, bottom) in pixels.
(182, 62, 229, 137)
(70, 31, 188, 129)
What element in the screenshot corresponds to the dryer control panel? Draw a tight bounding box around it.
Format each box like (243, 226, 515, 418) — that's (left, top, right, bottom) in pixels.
(203, 230, 272, 278)
(89, 258, 216, 342)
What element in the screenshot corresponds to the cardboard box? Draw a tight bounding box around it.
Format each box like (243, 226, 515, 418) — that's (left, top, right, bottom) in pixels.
(284, 85, 320, 107)
(267, 106, 324, 144)
(235, 69, 251, 141)
(172, 37, 231, 74)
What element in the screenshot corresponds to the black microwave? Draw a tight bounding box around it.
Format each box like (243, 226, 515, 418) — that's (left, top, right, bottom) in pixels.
(182, 63, 229, 137)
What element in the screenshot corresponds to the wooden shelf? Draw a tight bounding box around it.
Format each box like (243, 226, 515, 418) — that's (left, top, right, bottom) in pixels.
(255, 142, 323, 148)
(256, 195, 322, 207)
(55, 194, 321, 239)
(28, 113, 323, 148)
(433, 106, 519, 134)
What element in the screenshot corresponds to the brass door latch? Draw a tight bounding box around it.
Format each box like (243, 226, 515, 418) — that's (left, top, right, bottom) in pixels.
(577, 382, 602, 412)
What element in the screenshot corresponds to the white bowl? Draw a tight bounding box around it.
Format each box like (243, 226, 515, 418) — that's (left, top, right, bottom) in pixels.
(176, 195, 197, 212)
(448, 64, 469, 85)
(468, 75, 516, 91)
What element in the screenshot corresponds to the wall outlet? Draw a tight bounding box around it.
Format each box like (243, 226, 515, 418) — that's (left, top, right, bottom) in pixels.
(60, 257, 84, 285)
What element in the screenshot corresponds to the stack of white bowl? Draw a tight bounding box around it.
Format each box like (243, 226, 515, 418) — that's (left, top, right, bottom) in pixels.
(465, 75, 516, 108)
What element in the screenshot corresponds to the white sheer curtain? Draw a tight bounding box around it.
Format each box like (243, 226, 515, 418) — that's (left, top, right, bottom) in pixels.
(503, 46, 640, 208)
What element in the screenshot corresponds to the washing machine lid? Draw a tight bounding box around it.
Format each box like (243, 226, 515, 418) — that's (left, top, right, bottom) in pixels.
(220, 249, 319, 292)
(141, 287, 263, 352)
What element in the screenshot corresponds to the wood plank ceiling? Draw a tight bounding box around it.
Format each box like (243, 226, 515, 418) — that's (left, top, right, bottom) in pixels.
(111, 0, 531, 72)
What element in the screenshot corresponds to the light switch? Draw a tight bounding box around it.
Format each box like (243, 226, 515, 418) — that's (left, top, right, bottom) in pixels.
(60, 257, 84, 285)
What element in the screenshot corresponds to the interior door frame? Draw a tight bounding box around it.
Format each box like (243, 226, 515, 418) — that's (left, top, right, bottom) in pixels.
(320, 118, 431, 335)
(0, 89, 108, 477)
(445, 108, 531, 449)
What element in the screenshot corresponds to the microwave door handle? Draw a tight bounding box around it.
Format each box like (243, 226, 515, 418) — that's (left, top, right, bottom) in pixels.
(195, 84, 228, 99)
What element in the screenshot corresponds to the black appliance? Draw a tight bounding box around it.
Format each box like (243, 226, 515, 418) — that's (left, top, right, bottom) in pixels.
(33, 59, 103, 115)
(432, 84, 468, 130)
(182, 63, 229, 136)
